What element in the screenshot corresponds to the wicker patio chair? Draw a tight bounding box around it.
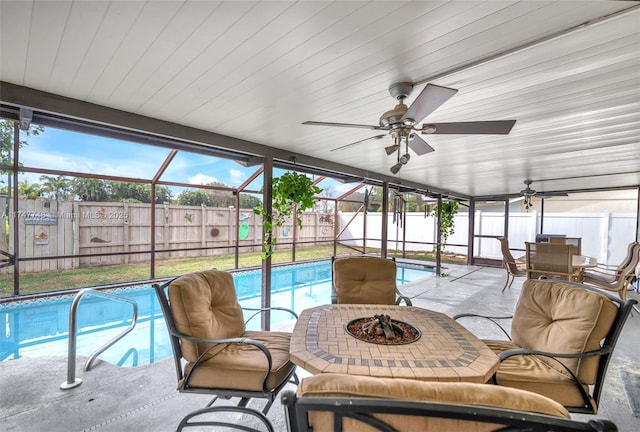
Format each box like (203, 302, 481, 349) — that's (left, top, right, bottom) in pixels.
(497, 236, 526, 292)
(549, 236, 582, 256)
(525, 242, 575, 281)
(582, 242, 640, 303)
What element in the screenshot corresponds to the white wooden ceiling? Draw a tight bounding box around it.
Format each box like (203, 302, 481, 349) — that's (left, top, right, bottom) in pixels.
(1, 0, 639, 198)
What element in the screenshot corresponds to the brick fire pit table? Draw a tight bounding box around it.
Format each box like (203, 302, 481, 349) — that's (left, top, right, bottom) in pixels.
(289, 304, 499, 383)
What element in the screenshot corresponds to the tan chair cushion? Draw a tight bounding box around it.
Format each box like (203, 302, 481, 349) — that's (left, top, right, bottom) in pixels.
(181, 330, 295, 392)
(484, 339, 592, 409)
(298, 374, 570, 432)
(333, 257, 396, 304)
(510, 279, 617, 383)
(168, 270, 246, 362)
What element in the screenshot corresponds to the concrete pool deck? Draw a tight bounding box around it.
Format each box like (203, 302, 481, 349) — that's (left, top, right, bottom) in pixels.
(1, 264, 639, 431)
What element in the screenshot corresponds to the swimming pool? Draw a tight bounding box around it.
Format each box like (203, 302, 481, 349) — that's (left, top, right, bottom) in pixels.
(0, 260, 433, 366)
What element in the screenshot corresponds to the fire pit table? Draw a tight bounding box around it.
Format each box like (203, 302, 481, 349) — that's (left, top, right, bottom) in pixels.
(289, 304, 499, 383)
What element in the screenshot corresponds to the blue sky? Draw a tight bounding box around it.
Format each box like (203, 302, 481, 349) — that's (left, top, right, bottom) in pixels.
(19, 125, 359, 199)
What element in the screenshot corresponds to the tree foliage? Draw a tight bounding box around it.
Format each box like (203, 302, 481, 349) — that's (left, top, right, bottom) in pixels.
(175, 182, 260, 208)
(0, 119, 44, 188)
(73, 178, 110, 201)
(337, 191, 365, 212)
(109, 181, 172, 203)
(39, 175, 72, 200)
(18, 181, 41, 199)
(15, 176, 191, 204)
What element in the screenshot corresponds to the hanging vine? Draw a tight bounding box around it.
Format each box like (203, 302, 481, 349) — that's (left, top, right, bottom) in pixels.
(253, 171, 322, 259)
(431, 201, 459, 253)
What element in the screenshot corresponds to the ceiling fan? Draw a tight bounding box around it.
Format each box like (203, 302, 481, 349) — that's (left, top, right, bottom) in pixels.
(520, 180, 568, 210)
(302, 82, 516, 174)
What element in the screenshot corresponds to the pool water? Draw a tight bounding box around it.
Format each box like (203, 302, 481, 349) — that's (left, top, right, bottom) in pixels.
(0, 260, 433, 366)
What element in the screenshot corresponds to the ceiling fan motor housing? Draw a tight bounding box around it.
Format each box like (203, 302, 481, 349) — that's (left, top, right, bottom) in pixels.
(388, 82, 414, 100)
(379, 102, 409, 127)
(380, 82, 416, 127)
(521, 179, 536, 197)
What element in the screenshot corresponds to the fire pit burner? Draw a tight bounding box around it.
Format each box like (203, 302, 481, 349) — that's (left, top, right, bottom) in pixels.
(345, 316, 421, 345)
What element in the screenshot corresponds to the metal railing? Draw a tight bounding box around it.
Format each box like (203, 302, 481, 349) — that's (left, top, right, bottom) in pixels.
(116, 347, 139, 367)
(60, 288, 138, 390)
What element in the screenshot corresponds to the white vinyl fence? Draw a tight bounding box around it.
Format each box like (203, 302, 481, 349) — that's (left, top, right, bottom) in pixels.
(338, 211, 637, 266)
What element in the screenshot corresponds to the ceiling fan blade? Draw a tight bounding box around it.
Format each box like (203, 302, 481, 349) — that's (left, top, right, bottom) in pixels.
(421, 120, 516, 134)
(536, 192, 569, 199)
(303, 121, 386, 130)
(401, 84, 458, 124)
(408, 134, 435, 156)
(330, 134, 386, 152)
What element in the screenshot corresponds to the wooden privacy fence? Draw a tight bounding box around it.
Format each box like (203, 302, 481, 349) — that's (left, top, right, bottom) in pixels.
(1, 199, 335, 274)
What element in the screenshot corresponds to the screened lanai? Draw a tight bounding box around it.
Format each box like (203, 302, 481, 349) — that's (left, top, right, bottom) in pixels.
(0, 0, 639, 303)
(2, 4, 640, 432)
(0, 111, 638, 302)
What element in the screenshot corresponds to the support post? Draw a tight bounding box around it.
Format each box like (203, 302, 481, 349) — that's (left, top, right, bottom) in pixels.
(381, 182, 389, 258)
(261, 156, 273, 331)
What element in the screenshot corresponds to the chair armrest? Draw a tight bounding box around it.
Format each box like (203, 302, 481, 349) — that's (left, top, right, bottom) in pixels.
(512, 261, 526, 270)
(395, 295, 413, 306)
(507, 257, 525, 266)
(242, 306, 298, 324)
(496, 346, 610, 413)
(584, 267, 620, 277)
(498, 346, 610, 362)
(175, 331, 276, 391)
(594, 262, 618, 271)
(453, 314, 513, 340)
(170, 331, 274, 362)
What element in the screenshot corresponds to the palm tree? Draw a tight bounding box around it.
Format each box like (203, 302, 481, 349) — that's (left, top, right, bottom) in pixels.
(18, 181, 41, 199)
(39, 175, 71, 200)
(72, 178, 110, 202)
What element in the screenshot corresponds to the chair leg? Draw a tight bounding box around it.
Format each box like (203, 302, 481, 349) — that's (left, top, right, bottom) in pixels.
(501, 272, 511, 293)
(177, 406, 274, 432)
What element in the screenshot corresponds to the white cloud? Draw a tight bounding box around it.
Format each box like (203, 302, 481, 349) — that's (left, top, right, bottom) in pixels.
(189, 173, 218, 185)
(229, 169, 244, 186)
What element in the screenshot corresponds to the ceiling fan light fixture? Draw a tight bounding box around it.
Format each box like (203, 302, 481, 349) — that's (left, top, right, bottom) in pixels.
(390, 162, 402, 175)
(385, 144, 400, 155)
(399, 153, 410, 164)
(524, 196, 533, 211)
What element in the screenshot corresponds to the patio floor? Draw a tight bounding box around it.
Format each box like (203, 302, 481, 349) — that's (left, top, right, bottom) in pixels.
(1, 264, 638, 431)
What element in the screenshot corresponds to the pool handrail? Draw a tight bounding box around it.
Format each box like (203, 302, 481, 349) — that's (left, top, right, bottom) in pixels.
(60, 288, 138, 390)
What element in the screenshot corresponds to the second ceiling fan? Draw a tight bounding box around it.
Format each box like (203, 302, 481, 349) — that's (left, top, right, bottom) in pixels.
(303, 82, 516, 174)
(520, 179, 568, 210)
